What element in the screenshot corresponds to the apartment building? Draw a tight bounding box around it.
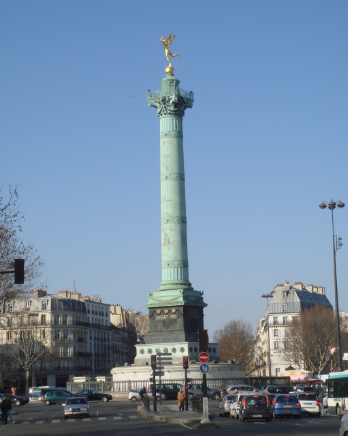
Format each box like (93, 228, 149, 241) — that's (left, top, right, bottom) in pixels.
(0, 289, 129, 390)
(255, 282, 332, 377)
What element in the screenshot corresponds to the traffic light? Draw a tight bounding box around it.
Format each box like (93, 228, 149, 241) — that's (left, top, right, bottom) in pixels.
(199, 329, 208, 352)
(14, 259, 24, 284)
(151, 355, 157, 369)
(183, 356, 189, 369)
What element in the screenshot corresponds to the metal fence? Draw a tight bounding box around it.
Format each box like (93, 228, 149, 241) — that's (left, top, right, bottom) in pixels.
(67, 376, 290, 393)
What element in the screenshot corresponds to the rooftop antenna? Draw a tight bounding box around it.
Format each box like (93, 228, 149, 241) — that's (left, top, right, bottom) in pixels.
(73, 279, 76, 292)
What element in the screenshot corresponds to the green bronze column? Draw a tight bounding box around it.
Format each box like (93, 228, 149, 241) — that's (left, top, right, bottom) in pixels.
(146, 63, 206, 344)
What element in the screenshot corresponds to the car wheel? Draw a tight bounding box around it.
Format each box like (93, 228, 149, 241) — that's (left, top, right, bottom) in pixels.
(230, 412, 233, 419)
(45, 400, 50, 406)
(297, 415, 302, 420)
(218, 410, 222, 417)
(15, 400, 21, 406)
(86, 414, 89, 418)
(130, 396, 137, 402)
(212, 393, 220, 401)
(102, 396, 108, 402)
(64, 415, 68, 419)
(240, 415, 245, 422)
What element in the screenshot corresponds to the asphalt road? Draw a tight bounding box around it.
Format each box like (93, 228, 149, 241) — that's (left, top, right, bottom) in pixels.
(0, 399, 341, 435)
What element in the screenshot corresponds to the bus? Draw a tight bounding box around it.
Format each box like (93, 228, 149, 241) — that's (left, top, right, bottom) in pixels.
(327, 370, 348, 416)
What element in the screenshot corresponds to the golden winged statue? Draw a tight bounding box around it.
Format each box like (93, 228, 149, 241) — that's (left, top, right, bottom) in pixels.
(160, 34, 180, 73)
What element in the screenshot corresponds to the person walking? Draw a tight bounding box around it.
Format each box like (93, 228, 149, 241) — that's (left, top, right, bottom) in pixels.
(177, 388, 185, 411)
(6, 397, 15, 424)
(139, 386, 146, 404)
(1, 396, 8, 425)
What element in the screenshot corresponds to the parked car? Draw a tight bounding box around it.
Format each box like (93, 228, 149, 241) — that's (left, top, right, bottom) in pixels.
(230, 394, 246, 419)
(128, 390, 166, 402)
(226, 385, 259, 394)
(272, 394, 302, 419)
(44, 391, 78, 405)
(261, 385, 283, 394)
(323, 392, 328, 408)
(76, 389, 112, 402)
(187, 384, 221, 400)
(218, 394, 237, 417)
(0, 393, 28, 406)
(278, 386, 294, 394)
(340, 414, 348, 436)
(297, 393, 320, 417)
(63, 397, 89, 419)
(238, 394, 273, 422)
(149, 384, 183, 400)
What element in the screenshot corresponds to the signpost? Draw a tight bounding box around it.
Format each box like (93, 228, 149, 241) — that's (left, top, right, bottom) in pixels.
(199, 352, 209, 363)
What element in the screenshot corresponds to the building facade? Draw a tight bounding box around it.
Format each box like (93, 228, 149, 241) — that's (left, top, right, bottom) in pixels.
(255, 282, 332, 377)
(0, 289, 129, 390)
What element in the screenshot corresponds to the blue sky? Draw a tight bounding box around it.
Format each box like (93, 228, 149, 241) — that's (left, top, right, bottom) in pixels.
(1, 0, 347, 336)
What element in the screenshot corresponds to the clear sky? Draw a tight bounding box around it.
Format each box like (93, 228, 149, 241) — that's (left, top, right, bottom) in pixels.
(1, 0, 347, 337)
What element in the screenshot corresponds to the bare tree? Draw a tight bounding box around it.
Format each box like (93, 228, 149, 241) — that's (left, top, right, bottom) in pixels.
(137, 314, 149, 337)
(214, 319, 256, 376)
(282, 306, 338, 375)
(1, 312, 52, 394)
(0, 185, 44, 309)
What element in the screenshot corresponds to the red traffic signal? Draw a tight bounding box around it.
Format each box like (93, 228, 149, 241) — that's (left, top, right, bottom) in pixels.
(183, 356, 189, 369)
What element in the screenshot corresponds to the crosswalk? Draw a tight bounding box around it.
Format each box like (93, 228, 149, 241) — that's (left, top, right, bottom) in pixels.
(15, 416, 139, 425)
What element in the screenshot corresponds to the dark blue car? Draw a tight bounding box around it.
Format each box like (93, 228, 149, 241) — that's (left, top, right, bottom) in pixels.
(272, 394, 301, 419)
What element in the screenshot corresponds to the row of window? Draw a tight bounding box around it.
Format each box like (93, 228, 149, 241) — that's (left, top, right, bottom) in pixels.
(273, 341, 288, 350)
(273, 316, 288, 325)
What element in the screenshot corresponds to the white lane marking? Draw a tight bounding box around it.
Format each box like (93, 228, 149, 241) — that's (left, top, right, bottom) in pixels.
(82, 418, 91, 421)
(36, 421, 45, 424)
(254, 422, 265, 424)
(114, 417, 122, 419)
(67, 419, 76, 422)
(52, 420, 60, 423)
(20, 421, 30, 425)
(98, 417, 106, 420)
(180, 423, 192, 430)
(129, 416, 138, 419)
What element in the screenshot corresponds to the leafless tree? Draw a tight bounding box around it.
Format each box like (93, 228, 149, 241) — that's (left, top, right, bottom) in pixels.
(137, 314, 149, 337)
(1, 312, 52, 394)
(0, 185, 44, 309)
(282, 306, 338, 375)
(214, 319, 256, 376)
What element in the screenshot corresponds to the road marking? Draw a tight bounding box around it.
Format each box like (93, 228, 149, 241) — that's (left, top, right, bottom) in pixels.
(98, 417, 106, 420)
(129, 416, 138, 419)
(52, 420, 60, 423)
(180, 423, 192, 430)
(20, 421, 30, 425)
(114, 417, 122, 420)
(254, 422, 265, 424)
(67, 419, 76, 422)
(82, 418, 91, 421)
(36, 421, 44, 424)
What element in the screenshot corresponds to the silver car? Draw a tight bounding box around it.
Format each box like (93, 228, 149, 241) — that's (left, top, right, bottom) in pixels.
(219, 394, 237, 417)
(340, 414, 348, 436)
(63, 397, 89, 419)
(230, 393, 246, 418)
(128, 390, 166, 402)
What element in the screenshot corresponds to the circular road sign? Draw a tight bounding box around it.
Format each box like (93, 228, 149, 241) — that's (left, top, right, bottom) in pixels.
(199, 352, 209, 363)
(200, 363, 209, 374)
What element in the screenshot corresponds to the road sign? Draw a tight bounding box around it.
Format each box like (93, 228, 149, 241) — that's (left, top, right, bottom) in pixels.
(198, 352, 209, 363)
(200, 363, 209, 373)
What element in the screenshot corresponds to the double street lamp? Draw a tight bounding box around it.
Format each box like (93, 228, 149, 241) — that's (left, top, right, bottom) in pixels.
(319, 199, 345, 371)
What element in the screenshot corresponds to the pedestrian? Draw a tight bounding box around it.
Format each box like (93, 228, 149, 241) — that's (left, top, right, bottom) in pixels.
(177, 388, 185, 411)
(1, 396, 8, 425)
(6, 397, 15, 424)
(139, 386, 146, 403)
(221, 389, 227, 400)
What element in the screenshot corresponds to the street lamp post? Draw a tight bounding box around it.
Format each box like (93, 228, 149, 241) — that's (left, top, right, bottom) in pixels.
(319, 199, 345, 371)
(262, 293, 272, 377)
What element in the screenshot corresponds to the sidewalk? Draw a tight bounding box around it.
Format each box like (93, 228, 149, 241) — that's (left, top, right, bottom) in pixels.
(138, 403, 206, 425)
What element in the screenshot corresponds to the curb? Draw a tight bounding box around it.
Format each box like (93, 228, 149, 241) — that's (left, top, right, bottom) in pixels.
(138, 406, 209, 425)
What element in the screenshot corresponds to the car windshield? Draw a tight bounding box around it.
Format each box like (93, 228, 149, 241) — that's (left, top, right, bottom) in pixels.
(66, 398, 88, 405)
(298, 394, 317, 401)
(277, 395, 297, 403)
(245, 396, 267, 406)
(225, 395, 237, 401)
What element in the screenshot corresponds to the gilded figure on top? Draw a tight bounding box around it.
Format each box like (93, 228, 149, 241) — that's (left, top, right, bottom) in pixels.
(160, 34, 180, 72)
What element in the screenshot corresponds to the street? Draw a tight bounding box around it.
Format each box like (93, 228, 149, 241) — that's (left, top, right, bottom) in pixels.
(0, 399, 341, 436)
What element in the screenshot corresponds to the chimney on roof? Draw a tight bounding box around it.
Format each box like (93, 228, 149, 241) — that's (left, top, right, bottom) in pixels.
(306, 284, 313, 293)
(30, 289, 47, 298)
(293, 282, 303, 291)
